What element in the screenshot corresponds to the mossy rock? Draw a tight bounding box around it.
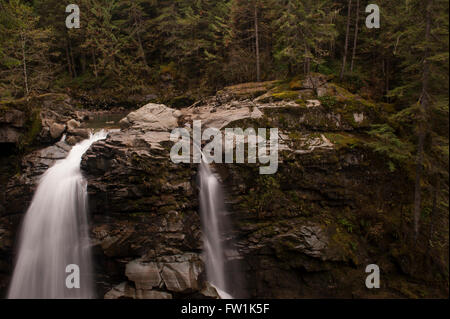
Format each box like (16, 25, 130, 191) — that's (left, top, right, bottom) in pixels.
(289, 79, 303, 90)
(294, 100, 307, 107)
(0, 97, 30, 112)
(220, 81, 278, 100)
(324, 133, 364, 150)
(17, 108, 42, 151)
(272, 91, 300, 101)
(326, 83, 357, 101)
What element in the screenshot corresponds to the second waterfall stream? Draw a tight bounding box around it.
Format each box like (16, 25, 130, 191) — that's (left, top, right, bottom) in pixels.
(7, 131, 108, 299)
(198, 159, 235, 299)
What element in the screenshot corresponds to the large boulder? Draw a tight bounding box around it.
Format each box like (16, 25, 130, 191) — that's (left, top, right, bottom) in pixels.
(124, 255, 203, 294)
(160, 260, 202, 293)
(66, 119, 81, 130)
(125, 260, 162, 290)
(121, 103, 180, 132)
(49, 122, 66, 140)
(109, 254, 205, 299)
(37, 94, 81, 144)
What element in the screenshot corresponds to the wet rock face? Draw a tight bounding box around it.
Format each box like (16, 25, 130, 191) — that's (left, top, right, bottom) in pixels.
(78, 98, 410, 299)
(217, 141, 425, 298)
(274, 225, 328, 259)
(0, 82, 447, 299)
(79, 104, 213, 299)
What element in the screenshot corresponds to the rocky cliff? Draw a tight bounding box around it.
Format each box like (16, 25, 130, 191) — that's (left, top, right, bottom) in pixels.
(0, 76, 448, 298)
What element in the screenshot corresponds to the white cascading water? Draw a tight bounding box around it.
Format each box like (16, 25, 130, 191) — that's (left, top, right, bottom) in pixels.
(198, 159, 234, 299)
(8, 131, 107, 299)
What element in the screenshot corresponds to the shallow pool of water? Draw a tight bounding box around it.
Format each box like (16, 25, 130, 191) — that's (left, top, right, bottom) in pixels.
(82, 112, 128, 130)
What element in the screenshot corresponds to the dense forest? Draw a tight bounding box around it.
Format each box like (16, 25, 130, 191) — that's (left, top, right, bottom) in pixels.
(0, 0, 449, 299)
(0, 0, 447, 101)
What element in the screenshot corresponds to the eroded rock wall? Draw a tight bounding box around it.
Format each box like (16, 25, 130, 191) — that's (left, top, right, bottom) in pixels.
(1, 78, 448, 298)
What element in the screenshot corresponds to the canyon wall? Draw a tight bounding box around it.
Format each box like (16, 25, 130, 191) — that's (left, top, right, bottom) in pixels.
(1, 77, 448, 298)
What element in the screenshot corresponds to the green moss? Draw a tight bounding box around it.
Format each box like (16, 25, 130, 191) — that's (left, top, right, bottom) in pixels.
(327, 83, 356, 100)
(319, 95, 338, 110)
(36, 93, 67, 102)
(288, 131, 303, 140)
(358, 98, 377, 109)
(0, 96, 29, 112)
(272, 91, 300, 101)
(289, 79, 303, 90)
(18, 108, 42, 151)
(324, 133, 362, 150)
(242, 175, 283, 216)
(295, 99, 307, 107)
(329, 227, 359, 264)
(271, 81, 291, 93)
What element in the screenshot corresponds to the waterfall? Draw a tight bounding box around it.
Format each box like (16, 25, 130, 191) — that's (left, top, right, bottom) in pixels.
(198, 159, 234, 299)
(8, 131, 107, 299)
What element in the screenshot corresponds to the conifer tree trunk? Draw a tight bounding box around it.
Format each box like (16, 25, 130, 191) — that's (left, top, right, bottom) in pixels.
(137, 32, 148, 67)
(340, 0, 352, 81)
(69, 39, 77, 78)
(65, 38, 73, 78)
(385, 57, 390, 97)
(92, 49, 98, 78)
(20, 32, 29, 96)
(350, 0, 359, 73)
(330, 10, 337, 59)
(81, 52, 87, 74)
(304, 41, 310, 75)
(429, 172, 440, 242)
(133, 10, 148, 67)
(414, 132, 425, 240)
(414, 0, 432, 241)
(254, 2, 261, 82)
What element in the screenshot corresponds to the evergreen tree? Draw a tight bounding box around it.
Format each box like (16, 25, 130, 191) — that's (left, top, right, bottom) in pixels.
(272, 0, 337, 76)
(394, 0, 449, 241)
(227, 0, 272, 83)
(0, 0, 55, 98)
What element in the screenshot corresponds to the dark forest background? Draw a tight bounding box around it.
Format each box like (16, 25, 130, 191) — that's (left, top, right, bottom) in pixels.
(0, 0, 447, 105)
